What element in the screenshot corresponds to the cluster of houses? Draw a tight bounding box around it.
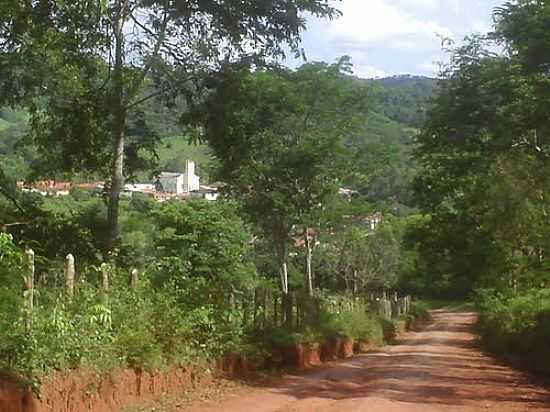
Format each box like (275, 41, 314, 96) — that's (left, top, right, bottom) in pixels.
(18, 160, 220, 202)
(17, 160, 384, 230)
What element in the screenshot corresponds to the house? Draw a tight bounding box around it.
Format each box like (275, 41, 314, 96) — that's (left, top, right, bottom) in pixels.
(124, 183, 155, 193)
(17, 180, 104, 197)
(157, 172, 184, 194)
(156, 160, 200, 194)
(365, 212, 383, 231)
(338, 187, 357, 201)
(190, 185, 220, 201)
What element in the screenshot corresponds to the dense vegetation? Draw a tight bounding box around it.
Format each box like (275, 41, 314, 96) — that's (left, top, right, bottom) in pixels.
(0, 1, 429, 384)
(2, 0, 549, 389)
(412, 0, 550, 373)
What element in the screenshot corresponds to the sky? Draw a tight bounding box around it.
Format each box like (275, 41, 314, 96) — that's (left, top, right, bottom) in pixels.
(289, 0, 506, 78)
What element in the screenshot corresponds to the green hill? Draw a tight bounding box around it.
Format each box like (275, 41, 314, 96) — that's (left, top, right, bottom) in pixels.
(0, 75, 438, 202)
(341, 75, 437, 211)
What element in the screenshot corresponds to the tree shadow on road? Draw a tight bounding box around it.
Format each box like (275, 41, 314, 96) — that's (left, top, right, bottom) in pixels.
(257, 311, 550, 410)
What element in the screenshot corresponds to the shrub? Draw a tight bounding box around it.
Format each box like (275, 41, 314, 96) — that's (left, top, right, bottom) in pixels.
(405, 301, 431, 324)
(320, 305, 384, 344)
(477, 288, 550, 374)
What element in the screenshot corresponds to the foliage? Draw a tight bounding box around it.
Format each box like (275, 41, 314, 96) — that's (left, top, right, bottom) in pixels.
(411, 0, 550, 297)
(372, 75, 437, 128)
(406, 301, 431, 323)
(320, 307, 384, 344)
(192, 59, 370, 317)
(477, 289, 550, 374)
(0, 0, 340, 251)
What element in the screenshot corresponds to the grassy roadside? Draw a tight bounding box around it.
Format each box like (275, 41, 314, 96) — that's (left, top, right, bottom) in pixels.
(420, 299, 476, 312)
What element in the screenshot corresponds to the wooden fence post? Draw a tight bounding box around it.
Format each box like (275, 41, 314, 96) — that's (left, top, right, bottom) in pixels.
(130, 268, 139, 289)
(262, 289, 267, 329)
(273, 294, 278, 326)
(65, 253, 75, 299)
(101, 263, 110, 292)
(24, 248, 34, 331)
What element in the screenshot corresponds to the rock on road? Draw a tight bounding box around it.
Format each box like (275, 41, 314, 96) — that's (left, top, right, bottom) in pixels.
(187, 310, 550, 412)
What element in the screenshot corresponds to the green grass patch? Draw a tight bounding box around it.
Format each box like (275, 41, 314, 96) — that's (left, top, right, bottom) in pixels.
(421, 298, 476, 312)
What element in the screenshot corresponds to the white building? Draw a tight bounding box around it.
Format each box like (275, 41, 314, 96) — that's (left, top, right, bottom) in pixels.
(124, 183, 155, 193)
(157, 172, 185, 194)
(190, 185, 220, 201)
(183, 160, 200, 192)
(157, 160, 200, 194)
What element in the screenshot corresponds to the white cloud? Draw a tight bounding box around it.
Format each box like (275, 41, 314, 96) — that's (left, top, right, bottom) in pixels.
(417, 60, 443, 76)
(402, 0, 438, 10)
(294, 0, 505, 76)
(354, 64, 389, 79)
(330, 0, 454, 47)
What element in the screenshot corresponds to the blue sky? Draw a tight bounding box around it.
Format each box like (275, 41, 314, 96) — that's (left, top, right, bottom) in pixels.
(288, 0, 506, 78)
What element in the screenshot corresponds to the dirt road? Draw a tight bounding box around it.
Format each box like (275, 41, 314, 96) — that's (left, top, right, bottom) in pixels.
(187, 310, 550, 412)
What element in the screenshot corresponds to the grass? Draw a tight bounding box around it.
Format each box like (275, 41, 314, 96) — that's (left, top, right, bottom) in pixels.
(420, 299, 476, 312)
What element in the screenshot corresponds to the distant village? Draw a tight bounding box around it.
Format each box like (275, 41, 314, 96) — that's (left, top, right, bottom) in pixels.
(18, 160, 220, 202)
(16, 159, 384, 230)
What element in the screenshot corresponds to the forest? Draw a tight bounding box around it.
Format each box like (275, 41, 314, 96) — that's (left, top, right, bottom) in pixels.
(0, 0, 549, 401)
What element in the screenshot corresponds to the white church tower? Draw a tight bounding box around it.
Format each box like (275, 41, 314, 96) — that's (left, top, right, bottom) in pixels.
(183, 160, 200, 192)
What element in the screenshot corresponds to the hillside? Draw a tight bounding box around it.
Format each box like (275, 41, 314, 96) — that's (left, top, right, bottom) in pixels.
(348, 75, 437, 210)
(371, 75, 438, 128)
(0, 75, 438, 202)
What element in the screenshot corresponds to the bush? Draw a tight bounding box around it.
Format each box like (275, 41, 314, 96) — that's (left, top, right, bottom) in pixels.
(319, 305, 384, 344)
(263, 326, 322, 347)
(477, 288, 550, 374)
(404, 301, 431, 324)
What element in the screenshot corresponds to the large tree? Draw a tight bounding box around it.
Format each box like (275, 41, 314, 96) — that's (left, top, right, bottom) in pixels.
(193, 58, 369, 322)
(0, 0, 340, 252)
(412, 0, 550, 296)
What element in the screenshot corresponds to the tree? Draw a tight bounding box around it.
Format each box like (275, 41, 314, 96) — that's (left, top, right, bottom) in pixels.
(0, 0, 340, 252)
(194, 59, 369, 323)
(412, 0, 550, 295)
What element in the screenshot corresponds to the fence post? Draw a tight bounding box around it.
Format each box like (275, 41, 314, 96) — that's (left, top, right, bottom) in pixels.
(130, 268, 139, 289)
(24, 248, 35, 331)
(101, 263, 110, 292)
(65, 253, 75, 299)
(273, 294, 278, 326)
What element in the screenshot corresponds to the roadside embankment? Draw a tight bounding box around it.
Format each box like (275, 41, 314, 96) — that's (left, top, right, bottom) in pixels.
(1, 302, 430, 412)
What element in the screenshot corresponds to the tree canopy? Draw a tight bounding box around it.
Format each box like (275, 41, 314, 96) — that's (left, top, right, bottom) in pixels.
(412, 0, 550, 296)
(0, 0, 340, 252)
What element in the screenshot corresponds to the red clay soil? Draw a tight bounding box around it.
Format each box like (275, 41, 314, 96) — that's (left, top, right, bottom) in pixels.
(187, 310, 550, 412)
(0, 366, 211, 412)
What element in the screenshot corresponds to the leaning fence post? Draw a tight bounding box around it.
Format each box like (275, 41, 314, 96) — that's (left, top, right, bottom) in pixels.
(24, 248, 35, 331)
(65, 253, 75, 299)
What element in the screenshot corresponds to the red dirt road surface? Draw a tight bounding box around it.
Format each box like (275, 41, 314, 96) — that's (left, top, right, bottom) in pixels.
(187, 310, 550, 412)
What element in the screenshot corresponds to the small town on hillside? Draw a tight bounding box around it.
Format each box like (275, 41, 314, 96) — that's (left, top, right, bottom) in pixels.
(17, 159, 220, 202)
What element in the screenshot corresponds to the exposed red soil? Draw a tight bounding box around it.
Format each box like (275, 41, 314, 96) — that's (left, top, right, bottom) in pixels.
(0, 366, 212, 412)
(186, 310, 550, 412)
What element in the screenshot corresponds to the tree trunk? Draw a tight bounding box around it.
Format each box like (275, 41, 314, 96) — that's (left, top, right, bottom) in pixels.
(305, 229, 314, 297)
(281, 260, 293, 326)
(106, 0, 127, 253)
(107, 128, 125, 252)
(275, 237, 292, 325)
